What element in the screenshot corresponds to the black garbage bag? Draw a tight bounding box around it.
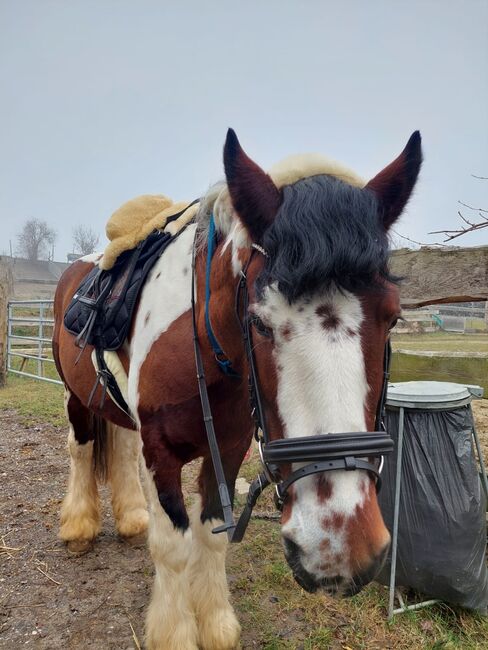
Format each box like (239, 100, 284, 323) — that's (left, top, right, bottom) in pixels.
(377, 405, 488, 613)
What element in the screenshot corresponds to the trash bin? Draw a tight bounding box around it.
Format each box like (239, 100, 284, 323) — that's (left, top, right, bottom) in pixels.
(377, 381, 488, 615)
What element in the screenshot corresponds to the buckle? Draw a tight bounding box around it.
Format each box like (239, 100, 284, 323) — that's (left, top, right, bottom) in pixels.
(274, 484, 284, 511)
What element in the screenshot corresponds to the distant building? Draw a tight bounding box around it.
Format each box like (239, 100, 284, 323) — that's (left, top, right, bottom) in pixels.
(0, 255, 69, 299)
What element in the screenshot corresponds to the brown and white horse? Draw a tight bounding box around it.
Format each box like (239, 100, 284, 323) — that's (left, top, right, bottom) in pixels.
(52, 129, 421, 650)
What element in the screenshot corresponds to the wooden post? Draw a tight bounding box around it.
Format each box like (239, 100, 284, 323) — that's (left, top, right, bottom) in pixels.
(0, 260, 13, 387)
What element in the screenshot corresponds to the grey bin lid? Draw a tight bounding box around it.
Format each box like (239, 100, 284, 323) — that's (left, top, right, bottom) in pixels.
(386, 381, 484, 410)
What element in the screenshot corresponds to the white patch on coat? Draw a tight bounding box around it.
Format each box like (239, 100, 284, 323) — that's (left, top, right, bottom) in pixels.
(127, 224, 196, 424)
(254, 286, 369, 579)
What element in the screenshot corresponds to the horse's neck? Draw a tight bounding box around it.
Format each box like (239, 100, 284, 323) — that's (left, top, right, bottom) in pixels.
(126, 225, 243, 403)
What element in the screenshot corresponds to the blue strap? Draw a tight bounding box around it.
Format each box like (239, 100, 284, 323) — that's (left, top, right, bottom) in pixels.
(204, 215, 239, 377)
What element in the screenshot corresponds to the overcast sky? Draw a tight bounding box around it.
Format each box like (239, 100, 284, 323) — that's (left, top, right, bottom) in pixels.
(1, 1, 487, 261)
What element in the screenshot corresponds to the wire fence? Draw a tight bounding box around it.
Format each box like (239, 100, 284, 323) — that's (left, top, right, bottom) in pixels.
(7, 299, 62, 385)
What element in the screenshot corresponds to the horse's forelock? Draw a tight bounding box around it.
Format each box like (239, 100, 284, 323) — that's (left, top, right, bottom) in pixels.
(257, 175, 394, 303)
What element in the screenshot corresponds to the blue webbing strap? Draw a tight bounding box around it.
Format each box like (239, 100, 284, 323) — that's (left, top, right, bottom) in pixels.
(204, 215, 239, 377)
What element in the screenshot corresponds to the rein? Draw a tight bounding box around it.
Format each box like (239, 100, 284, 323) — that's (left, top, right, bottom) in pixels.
(191, 219, 394, 543)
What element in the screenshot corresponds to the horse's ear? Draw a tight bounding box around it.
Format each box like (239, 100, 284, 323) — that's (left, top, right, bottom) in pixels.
(223, 128, 281, 243)
(365, 131, 422, 231)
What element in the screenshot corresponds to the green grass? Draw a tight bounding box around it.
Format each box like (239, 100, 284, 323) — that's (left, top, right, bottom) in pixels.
(0, 375, 64, 426)
(392, 331, 488, 354)
(2, 376, 488, 649)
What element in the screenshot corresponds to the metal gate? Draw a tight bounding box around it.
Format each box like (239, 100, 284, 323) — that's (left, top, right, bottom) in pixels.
(7, 299, 62, 385)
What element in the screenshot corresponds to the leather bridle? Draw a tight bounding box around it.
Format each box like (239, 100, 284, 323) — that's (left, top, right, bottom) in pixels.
(192, 222, 394, 542)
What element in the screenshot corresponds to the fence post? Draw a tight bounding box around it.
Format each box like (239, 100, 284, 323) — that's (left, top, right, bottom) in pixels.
(0, 261, 13, 387)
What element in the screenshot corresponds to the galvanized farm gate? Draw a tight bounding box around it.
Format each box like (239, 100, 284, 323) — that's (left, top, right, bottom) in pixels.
(7, 299, 62, 385)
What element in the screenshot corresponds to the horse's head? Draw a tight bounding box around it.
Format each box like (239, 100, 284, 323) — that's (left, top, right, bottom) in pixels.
(223, 129, 422, 596)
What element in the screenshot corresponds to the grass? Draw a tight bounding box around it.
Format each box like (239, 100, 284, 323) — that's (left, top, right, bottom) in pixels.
(0, 374, 64, 426)
(2, 376, 488, 648)
(391, 331, 488, 354)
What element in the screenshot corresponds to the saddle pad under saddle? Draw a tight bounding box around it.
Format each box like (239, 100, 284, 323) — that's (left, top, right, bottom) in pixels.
(64, 228, 175, 351)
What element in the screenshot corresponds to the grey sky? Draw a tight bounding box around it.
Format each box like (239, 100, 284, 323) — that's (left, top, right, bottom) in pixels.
(1, 0, 487, 260)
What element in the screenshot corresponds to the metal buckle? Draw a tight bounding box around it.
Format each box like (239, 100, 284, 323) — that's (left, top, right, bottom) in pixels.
(274, 484, 284, 511)
(377, 455, 385, 475)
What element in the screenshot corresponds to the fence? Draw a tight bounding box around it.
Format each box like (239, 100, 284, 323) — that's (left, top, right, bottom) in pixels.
(400, 303, 488, 334)
(7, 299, 62, 385)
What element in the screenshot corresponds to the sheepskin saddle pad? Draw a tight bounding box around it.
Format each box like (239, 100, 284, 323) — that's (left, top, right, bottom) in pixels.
(63, 195, 199, 352)
(100, 194, 200, 270)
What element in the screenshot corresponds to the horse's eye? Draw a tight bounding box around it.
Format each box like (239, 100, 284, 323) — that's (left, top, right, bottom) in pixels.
(251, 316, 272, 338)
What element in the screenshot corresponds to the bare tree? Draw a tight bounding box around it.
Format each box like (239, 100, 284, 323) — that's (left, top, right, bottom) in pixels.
(17, 218, 57, 260)
(430, 176, 487, 242)
(72, 225, 99, 255)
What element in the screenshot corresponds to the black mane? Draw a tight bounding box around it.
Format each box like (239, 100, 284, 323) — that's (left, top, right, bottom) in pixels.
(257, 174, 395, 302)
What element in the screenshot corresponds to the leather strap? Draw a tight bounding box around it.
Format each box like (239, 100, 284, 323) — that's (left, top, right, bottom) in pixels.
(191, 235, 237, 539)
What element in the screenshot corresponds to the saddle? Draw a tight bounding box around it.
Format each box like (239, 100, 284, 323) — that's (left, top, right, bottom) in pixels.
(64, 229, 174, 351)
(64, 197, 199, 418)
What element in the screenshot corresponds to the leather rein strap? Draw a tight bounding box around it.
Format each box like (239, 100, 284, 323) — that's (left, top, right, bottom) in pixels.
(191, 225, 394, 543)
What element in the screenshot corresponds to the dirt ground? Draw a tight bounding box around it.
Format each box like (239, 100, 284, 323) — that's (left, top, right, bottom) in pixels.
(1, 403, 488, 649)
(0, 408, 154, 649)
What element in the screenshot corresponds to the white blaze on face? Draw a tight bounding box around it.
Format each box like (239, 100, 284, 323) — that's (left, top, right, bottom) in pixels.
(254, 285, 369, 580)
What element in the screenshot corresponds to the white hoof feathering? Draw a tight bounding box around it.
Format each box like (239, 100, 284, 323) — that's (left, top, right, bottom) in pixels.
(108, 424, 148, 537)
(59, 431, 100, 543)
(143, 466, 198, 650)
(189, 500, 241, 650)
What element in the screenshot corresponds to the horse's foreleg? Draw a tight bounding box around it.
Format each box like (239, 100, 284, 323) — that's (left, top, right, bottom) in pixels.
(141, 448, 198, 650)
(189, 444, 250, 650)
(108, 424, 148, 539)
(59, 390, 100, 553)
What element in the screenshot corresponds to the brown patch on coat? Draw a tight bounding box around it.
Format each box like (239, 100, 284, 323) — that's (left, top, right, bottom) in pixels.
(280, 488, 296, 526)
(358, 282, 401, 431)
(317, 475, 333, 502)
(345, 481, 390, 575)
(316, 304, 341, 330)
(279, 321, 294, 341)
(323, 512, 345, 531)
